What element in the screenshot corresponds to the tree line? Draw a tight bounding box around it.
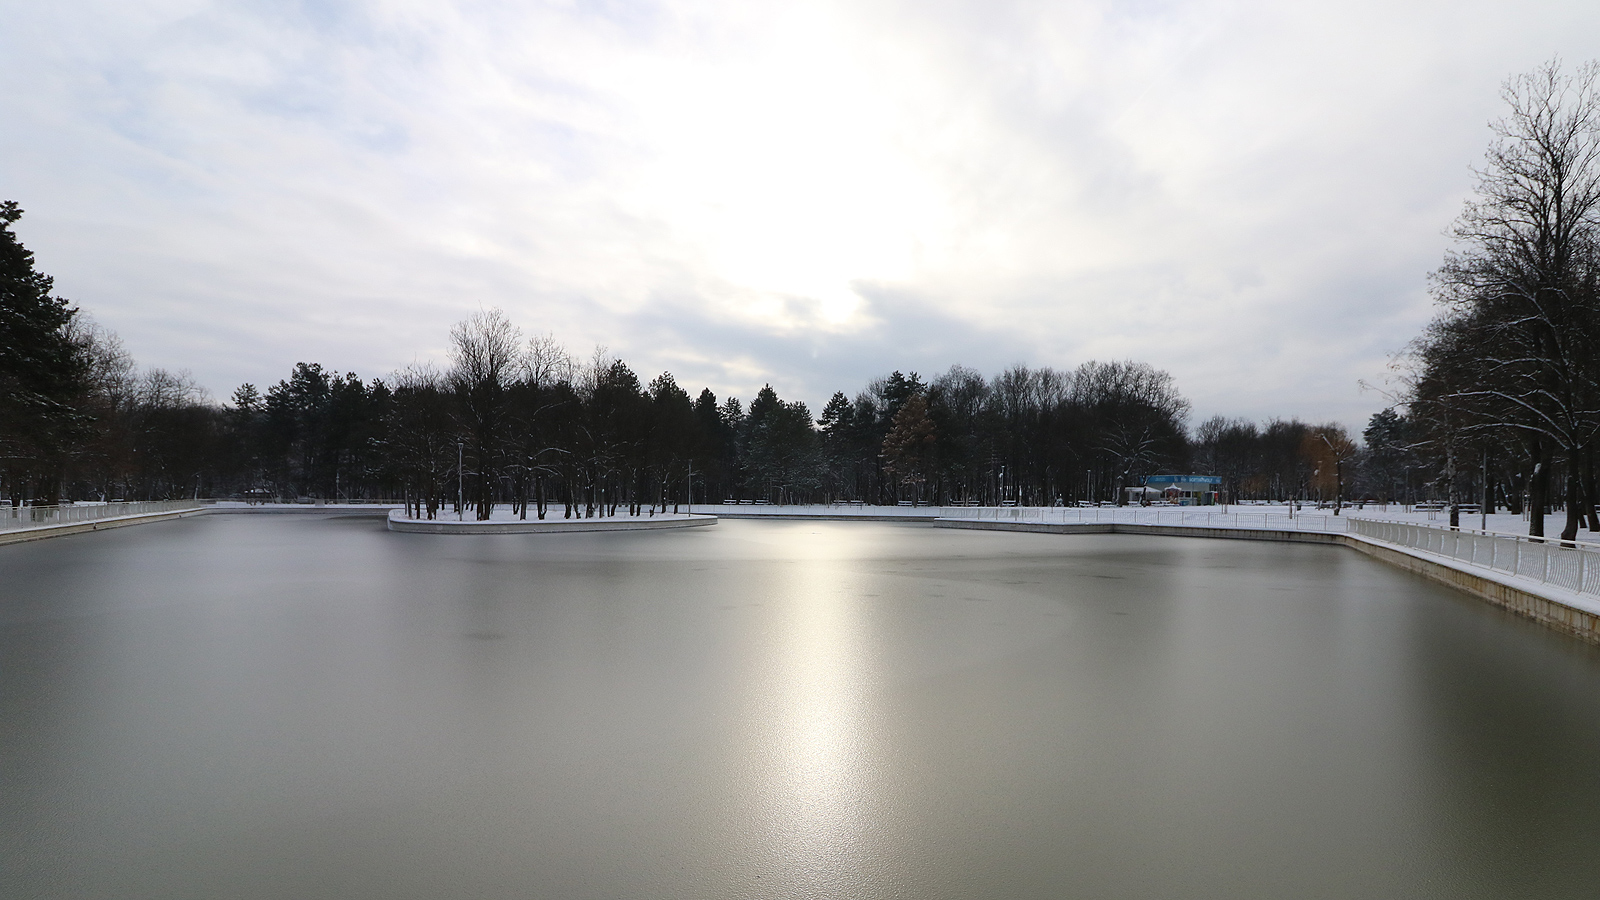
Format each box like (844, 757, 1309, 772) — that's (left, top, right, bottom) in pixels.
(4, 201, 1430, 516)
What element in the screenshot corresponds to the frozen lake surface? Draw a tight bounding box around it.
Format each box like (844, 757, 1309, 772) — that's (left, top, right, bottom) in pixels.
(5, 515, 1600, 898)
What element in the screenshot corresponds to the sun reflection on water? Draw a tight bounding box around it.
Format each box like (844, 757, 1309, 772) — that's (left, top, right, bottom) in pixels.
(746, 532, 883, 890)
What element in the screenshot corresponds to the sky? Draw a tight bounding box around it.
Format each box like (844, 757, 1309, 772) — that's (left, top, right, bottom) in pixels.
(4, 0, 1600, 435)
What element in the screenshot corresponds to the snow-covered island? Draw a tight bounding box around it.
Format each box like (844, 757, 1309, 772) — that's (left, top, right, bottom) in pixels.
(386, 507, 717, 534)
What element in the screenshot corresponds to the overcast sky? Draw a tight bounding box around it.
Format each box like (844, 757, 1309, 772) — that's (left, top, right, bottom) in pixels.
(5, 0, 1600, 434)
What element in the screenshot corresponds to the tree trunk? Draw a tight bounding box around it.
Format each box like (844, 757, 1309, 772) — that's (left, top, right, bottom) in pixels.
(1584, 448, 1599, 532)
(1562, 460, 1583, 544)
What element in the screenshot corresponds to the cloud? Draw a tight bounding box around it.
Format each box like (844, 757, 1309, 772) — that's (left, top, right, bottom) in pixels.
(4, 0, 1600, 434)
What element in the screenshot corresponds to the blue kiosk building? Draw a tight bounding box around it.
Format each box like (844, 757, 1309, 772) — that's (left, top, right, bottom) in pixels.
(1133, 474, 1223, 506)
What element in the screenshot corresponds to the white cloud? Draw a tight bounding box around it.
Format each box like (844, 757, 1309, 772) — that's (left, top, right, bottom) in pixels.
(4, 0, 1600, 433)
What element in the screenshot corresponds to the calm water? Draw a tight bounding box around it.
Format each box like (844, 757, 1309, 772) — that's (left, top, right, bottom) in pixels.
(5, 515, 1600, 899)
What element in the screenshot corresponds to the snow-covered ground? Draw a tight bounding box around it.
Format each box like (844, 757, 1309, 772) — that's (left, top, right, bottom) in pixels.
(211, 501, 398, 509)
(695, 503, 943, 518)
(1318, 505, 1594, 539)
(392, 507, 701, 523)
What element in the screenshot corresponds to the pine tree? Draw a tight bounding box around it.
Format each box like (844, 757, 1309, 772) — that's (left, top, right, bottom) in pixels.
(0, 202, 89, 504)
(882, 392, 937, 504)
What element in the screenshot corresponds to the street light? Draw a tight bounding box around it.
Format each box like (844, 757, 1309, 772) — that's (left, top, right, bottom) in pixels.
(457, 441, 464, 522)
(1480, 445, 1490, 531)
(1316, 433, 1344, 515)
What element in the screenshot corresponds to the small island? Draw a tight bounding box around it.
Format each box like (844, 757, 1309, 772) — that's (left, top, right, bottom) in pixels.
(386, 508, 716, 534)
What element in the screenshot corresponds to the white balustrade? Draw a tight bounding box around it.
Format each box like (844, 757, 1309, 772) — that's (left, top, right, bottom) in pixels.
(0, 499, 208, 532)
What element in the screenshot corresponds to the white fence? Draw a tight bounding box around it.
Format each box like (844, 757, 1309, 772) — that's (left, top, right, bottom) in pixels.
(945, 505, 1600, 597)
(1347, 518, 1600, 596)
(941, 505, 1347, 532)
(0, 500, 209, 532)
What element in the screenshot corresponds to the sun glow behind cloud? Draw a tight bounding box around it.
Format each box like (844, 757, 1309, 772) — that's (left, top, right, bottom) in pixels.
(609, 3, 940, 328)
(5, 0, 1600, 429)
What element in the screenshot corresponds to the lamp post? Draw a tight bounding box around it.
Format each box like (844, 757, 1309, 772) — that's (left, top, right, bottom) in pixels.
(457, 441, 464, 522)
(1316, 432, 1344, 514)
(1481, 445, 1489, 532)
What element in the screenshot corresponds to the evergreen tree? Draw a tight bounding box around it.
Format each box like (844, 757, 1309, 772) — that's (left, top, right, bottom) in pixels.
(882, 392, 937, 504)
(0, 202, 89, 504)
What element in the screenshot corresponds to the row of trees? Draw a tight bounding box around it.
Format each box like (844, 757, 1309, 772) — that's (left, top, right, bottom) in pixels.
(1403, 59, 1600, 538)
(0, 195, 1419, 514)
(0, 198, 1483, 517)
(2, 259, 1392, 518)
(227, 312, 1213, 518)
(3, 202, 226, 505)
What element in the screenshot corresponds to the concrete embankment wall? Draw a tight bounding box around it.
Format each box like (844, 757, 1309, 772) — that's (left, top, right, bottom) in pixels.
(1339, 537, 1600, 645)
(936, 518, 1600, 645)
(0, 508, 209, 546)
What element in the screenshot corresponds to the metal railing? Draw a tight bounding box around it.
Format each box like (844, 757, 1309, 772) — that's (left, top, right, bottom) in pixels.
(942, 505, 1600, 597)
(939, 505, 1346, 532)
(1346, 517, 1600, 596)
(0, 500, 209, 532)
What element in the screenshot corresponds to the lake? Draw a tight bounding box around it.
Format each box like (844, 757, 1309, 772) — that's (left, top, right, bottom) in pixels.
(5, 514, 1600, 898)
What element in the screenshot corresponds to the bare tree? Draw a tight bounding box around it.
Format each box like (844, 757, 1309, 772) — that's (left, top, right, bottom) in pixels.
(448, 309, 524, 519)
(384, 364, 455, 519)
(525, 332, 574, 390)
(1427, 59, 1600, 539)
(1301, 424, 1357, 513)
(505, 333, 572, 520)
(63, 314, 138, 498)
(1074, 360, 1190, 504)
(1194, 416, 1261, 504)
